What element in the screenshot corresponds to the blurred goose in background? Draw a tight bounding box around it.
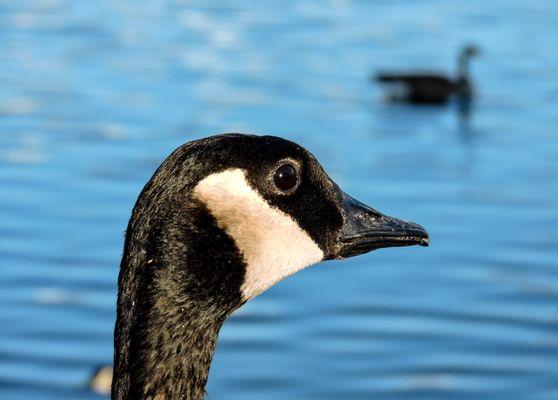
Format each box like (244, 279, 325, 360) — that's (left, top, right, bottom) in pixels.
(375, 45, 480, 104)
(99, 133, 428, 399)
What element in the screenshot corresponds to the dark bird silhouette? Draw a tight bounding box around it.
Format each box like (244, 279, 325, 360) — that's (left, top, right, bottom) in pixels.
(111, 133, 429, 399)
(375, 45, 480, 104)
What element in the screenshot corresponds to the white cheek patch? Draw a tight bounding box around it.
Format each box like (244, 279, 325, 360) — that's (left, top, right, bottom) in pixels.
(193, 169, 324, 300)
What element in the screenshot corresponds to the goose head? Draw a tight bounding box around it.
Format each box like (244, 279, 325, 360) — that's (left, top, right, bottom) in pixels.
(113, 133, 428, 399)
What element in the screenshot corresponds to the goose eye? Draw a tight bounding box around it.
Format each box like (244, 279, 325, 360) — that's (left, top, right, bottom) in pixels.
(273, 164, 298, 192)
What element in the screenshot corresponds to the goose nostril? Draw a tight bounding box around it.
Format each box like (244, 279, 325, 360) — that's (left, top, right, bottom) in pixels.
(364, 208, 382, 219)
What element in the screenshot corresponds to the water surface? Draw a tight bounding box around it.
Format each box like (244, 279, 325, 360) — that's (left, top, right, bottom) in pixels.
(1, 1, 557, 399)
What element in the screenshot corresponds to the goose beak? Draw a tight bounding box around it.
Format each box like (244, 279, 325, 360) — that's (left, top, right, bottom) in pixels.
(337, 192, 429, 259)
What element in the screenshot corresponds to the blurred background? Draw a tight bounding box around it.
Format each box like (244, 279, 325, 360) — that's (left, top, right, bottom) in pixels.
(1, 0, 557, 399)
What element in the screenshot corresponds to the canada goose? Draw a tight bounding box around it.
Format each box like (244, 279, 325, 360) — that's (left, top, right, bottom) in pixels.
(375, 45, 479, 104)
(112, 133, 428, 399)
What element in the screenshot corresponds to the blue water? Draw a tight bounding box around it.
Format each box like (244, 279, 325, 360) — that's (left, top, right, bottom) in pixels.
(1, 1, 558, 399)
